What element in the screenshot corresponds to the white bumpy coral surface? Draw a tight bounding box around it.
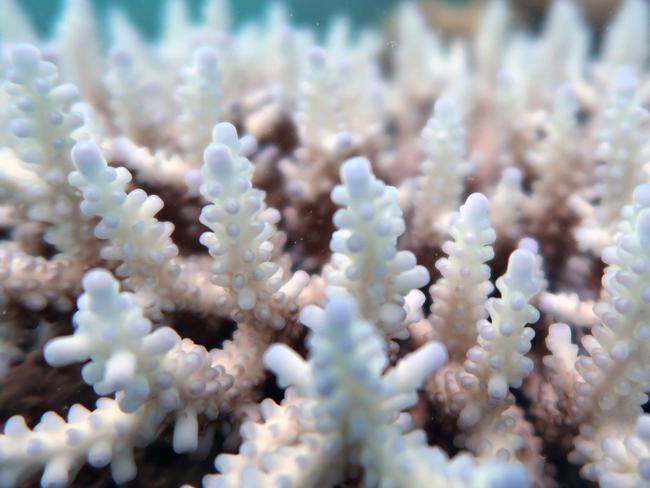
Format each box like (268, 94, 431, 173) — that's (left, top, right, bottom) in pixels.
(1, 0, 650, 487)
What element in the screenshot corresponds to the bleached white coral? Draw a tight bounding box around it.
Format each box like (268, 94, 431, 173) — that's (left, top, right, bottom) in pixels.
(474, 0, 510, 94)
(4, 44, 96, 260)
(43, 269, 180, 413)
(429, 193, 496, 360)
(199, 122, 306, 328)
(176, 47, 223, 168)
(68, 140, 182, 315)
(0, 0, 36, 43)
(201, 0, 231, 36)
(44, 268, 268, 457)
(0, 398, 147, 487)
(104, 136, 193, 190)
(393, 2, 443, 104)
(0, 147, 48, 210)
(493, 67, 535, 167)
(4, 1, 650, 486)
(598, 415, 650, 488)
(539, 0, 589, 93)
(295, 47, 344, 151)
(462, 249, 542, 413)
(541, 323, 581, 421)
(600, 0, 650, 76)
(490, 167, 525, 242)
(539, 293, 596, 328)
(105, 47, 167, 146)
(573, 183, 650, 479)
(208, 292, 528, 487)
(0, 244, 82, 312)
(441, 41, 474, 120)
(106, 8, 152, 75)
(412, 96, 473, 244)
(427, 247, 544, 481)
(573, 68, 650, 253)
(336, 31, 384, 141)
(327, 157, 429, 339)
(52, 0, 105, 105)
(527, 85, 586, 231)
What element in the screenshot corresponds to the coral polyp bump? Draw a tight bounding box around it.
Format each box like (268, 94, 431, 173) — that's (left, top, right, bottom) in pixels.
(0, 0, 650, 486)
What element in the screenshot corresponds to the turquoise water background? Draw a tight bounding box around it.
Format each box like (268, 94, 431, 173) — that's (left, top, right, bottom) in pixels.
(16, 0, 402, 38)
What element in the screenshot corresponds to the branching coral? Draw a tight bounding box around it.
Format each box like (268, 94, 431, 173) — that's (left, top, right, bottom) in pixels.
(68, 141, 184, 316)
(207, 293, 528, 487)
(327, 157, 428, 339)
(573, 69, 650, 254)
(526, 85, 586, 237)
(0, 397, 146, 486)
(176, 47, 223, 169)
(0, 267, 273, 486)
(199, 122, 307, 328)
(4, 44, 96, 261)
(428, 193, 496, 360)
(573, 184, 650, 480)
(427, 247, 545, 481)
(1, 0, 650, 486)
(411, 96, 473, 246)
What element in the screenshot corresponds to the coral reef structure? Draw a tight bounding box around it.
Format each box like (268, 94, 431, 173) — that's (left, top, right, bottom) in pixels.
(0, 0, 650, 486)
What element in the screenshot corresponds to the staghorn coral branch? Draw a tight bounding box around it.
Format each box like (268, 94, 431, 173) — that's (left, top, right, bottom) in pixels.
(428, 193, 496, 360)
(35, 268, 270, 482)
(176, 47, 223, 169)
(103, 136, 193, 191)
(597, 415, 650, 487)
(474, 0, 510, 97)
(0, 0, 36, 44)
(68, 140, 187, 317)
(208, 291, 528, 487)
(573, 69, 650, 254)
(538, 292, 596, 328)
(52, 0, 105, 107)
(199, 122, 307, 329)
(327, 157, 429, 339)
(0, 243, 82, 312)
(569, 184, 650, 480)
(295, 47, 343, 151)
(427, 248, 545, 482)
(489, 166, 525, 244)
(538, 0, 589, 95)
(105, 47, 168, 147)
(600, 0, 650, 77)
(3, 44, 98, 261)
(0, 398, 150, 487)
(0, 147, 48, 208)
(526, 85, 587, 236)
(411, 96, 473, 246)
(392, 2, 443, 107)
(3, 0, 650, 486)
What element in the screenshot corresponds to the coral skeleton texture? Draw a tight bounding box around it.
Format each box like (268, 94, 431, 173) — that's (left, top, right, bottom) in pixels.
(0, 0, 650, 487)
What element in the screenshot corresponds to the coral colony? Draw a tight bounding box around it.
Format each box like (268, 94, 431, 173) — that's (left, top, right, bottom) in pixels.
(2, 0, 650, 486)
